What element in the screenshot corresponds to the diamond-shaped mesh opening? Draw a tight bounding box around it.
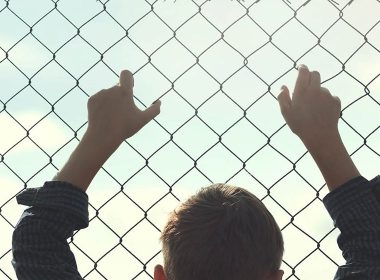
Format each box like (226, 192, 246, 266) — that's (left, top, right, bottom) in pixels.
(246, 145, 292, 187)
(223, 66, 267, 108)
(222, 118, 267, 161)
(149, 141, 194, 185)
(174, 117, 218, 159)
(271, 172, 317, 215)
(31, 60, 77, 102)
(196, 143, 243, 182)
(33, 10, 76, 52)
(273, 19, 317, 60)
(122, 219, 161, 262)
(322, 19, 364, 62)
(198, 91, 243, 134)
(269, 125, 306, 162)
(296, 0, 339, 36)
(128, 13, 173, 55)
(103, 37, 149, 73)
(2, 1, 380, 279)
(248, 43, 293, 84)
(96, 193, 145, 236)
(81, 12, 126, 53)
(28, 113, 74, 154)
(200, 40, 243, 82)
(224, 16, 269, 57)
(124, 168, 172, 209)
(3, 138, 49, 180)
(55, 36, 100, 78)
(174, 64, 219, 107)
(6, 87, 51, 128)
(127, 121, 169, 158)
(8, 35, 52, 77)
(176, 14, 220, 56)
(102, 142, 146, 184)
(151, 39, 195, 81)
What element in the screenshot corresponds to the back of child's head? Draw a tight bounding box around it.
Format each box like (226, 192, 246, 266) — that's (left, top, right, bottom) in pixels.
(160, 184, 284, 280)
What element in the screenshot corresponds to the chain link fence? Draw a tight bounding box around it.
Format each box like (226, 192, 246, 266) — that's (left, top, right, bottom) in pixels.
(1, 0, 380, 279)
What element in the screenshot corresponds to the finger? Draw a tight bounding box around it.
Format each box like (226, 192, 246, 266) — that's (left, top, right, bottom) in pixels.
(320, 87, 332, 97)
(119, 70, 134, 92)
(140, 100, 161, 127)
(277, 86, 292, 119)
(333, 96, 341, 109)
(294, 64, 311, 94)
(310, 71, 321, 90)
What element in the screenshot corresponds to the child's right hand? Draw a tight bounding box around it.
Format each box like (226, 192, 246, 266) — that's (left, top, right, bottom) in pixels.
(277, 65, 360, 192)
(277, 65, 341, 147)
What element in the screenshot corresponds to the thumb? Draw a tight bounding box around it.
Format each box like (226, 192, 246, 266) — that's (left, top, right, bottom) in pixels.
(277, 85, 291, 118)
(140, 100, 161, 127)
(119, 70, 134, 92)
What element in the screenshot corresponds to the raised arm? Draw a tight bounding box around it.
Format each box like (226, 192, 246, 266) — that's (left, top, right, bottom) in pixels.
(278, 65, 380, 279)
(54, 70, 161, 192)
(12, 70, 161, 280)
(278, 65, 359, 191)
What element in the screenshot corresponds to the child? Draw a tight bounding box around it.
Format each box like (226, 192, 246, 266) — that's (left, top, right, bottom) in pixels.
(12, 65, 380, 280)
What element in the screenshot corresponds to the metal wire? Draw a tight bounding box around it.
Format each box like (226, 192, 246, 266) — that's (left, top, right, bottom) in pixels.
(1, 0, 380, 279)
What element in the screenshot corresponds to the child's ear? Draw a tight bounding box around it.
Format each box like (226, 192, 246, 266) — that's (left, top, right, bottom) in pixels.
(154, 264, 166, 280)
(267, 269, 284, 280)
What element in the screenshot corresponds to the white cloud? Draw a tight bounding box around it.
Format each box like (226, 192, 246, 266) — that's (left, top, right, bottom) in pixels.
(0, 111, 72, 154)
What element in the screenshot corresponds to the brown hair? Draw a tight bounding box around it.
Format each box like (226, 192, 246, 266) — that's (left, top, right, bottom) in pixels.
(160, 184, 283, 280)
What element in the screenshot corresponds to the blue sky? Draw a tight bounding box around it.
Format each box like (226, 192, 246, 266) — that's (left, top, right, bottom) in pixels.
(1, 0, 380, 279)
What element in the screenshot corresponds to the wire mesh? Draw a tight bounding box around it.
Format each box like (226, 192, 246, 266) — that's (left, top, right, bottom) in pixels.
(1, 0, 380, 279)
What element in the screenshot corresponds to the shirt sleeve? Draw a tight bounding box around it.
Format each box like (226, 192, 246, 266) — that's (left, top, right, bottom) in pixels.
(323, 176, 380, 280)
(12, 181, 89, 280)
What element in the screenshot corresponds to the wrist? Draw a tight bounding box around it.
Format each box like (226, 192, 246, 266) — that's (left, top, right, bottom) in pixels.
(300, 129, 360, 191)
(83, 128, 121, 158)
(54, 130, 118, 192)
(300, 129, 341, 153)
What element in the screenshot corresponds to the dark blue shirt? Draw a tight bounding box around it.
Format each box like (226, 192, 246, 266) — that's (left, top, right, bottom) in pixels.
(12, 176, 380, 279)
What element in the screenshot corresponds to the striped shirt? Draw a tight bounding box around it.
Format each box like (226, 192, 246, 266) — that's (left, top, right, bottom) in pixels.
(12, 176, 380, 280)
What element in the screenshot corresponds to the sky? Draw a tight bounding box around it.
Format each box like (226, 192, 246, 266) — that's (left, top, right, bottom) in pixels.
(1, 0, 380, 279)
